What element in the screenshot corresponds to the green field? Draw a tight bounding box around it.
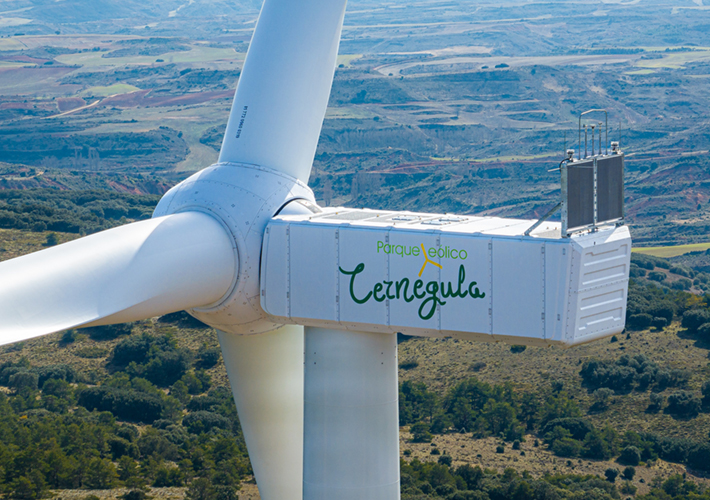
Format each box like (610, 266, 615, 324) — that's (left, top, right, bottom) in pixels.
(633, 242, 710, 257)
(82, 83, 140, 97)
(56, 46, 242, 68)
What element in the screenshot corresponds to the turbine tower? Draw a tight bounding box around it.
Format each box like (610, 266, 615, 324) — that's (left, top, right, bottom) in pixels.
(0, 1, 631, 499)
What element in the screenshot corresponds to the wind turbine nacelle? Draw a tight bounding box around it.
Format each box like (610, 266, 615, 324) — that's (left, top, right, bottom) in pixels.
(260, 208, 631, 347)
(153, 162, 315, 334)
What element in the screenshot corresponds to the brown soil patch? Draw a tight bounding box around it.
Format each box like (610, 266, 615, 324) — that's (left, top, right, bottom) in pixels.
(101, 90, 233, 109)
(57, 97, 86, 112)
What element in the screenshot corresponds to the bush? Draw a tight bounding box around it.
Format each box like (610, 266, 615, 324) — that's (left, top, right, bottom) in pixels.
(592, 388, 614, 409)
(697, 322, 710, 341)
(196, 348, 221, 370)
(437, 455, 452, 466)
(622, 466, 636, 481)
(84, 323, 133, 341)
(652, 317, 668, 329)
(8, 371, 38, 392)
(541, 418, 593, 441)
(681, 309, 710, 332)
(620, 482, 637, 495)
(702, 380, 710, 407)
(185, 478, 214, 500)
(78, 387, 165, 423)
(410, 422, 432, 442)
(604, 468, 619, 482)
(36, 364, 76, 386)
(627, 313, 652, 330)
(619, 446, 641, 466)
(552, 438, 582, 458)
(647, 271, 666, 282)
(671, 278, 692, 290)
(687, 443, 710, 472)
(182, 411, 231, 434)
(666, 391, 702, 417)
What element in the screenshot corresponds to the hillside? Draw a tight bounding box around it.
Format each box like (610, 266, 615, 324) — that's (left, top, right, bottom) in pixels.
(1, 225, 710, 500)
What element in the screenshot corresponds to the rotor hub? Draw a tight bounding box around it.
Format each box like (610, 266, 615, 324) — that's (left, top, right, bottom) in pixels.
(153, 162, 315, 334)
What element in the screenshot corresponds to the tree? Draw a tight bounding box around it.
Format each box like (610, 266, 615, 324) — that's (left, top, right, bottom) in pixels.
(681, 309, 710, 332)
(186, 478, 215, 500)
(622, 466, 636, 481)
(604, 468, 619, 483)
(666, 391, 701, 417)
(84, 458, 118, 489)
(44, 233, 59, 247)
(619, 446, 641, 466)
(410, 422, 432, 443)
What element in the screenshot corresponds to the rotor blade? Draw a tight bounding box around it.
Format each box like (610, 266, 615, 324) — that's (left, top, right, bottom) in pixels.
(219, 325, 304, 500)
(0, 212, 236, 345)
(219, 0, 348, 183)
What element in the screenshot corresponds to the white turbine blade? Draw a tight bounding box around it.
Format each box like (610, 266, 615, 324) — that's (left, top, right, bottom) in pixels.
(219, 0, 348, 183)
(303, 327, 400, 500)
(218, 326, 304, 500)
(0, 212, 236, 345)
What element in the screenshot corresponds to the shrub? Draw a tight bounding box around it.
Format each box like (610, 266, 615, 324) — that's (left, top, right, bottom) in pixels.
(619, 446, 641, 466)
(622, 466, 636, 481)
(437, 455, 452, 466)
(592, 388, 614, 409)
(399, 360, 419, 370)
(627, 313, 652, 330)
(196, 348, 221, 370)
(36, 364, 76, 386)
(185, 478, 214, 500)
(647, 271, 666, 282)
(84, 323, 133, 341)
(620, 482, 637, 495)
(652, 317, 668, 329)
(45, 233, 58, 246)
(681, 309, 710, 332)
(687, 443, 710, 472)
(60, 329, 76, 344)
(671, 278, 692, 290)
(182, 411, 231, 434)
(702, 380, 710, 407)
(410, 422, 432, 443)
(697, 322, 710, 341)
(552, 438, 582, 458)
(122, 491, 149, 500)
(8, 371, 38, 392)
(541, 418, 593, 441)
(144, 351, 190, 387)
(78, 387, 164, 423)
(604, 468, 619, 482)
(666, 391, 702, 417)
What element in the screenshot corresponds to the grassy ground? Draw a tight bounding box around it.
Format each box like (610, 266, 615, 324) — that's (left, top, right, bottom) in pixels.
(633, 242, 710, 258)
(55, 46, 241, 68)
(399, 432, 702, 497)
(83, 84, 141, 97)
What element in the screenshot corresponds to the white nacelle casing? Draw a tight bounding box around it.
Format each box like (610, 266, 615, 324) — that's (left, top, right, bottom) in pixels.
(260, 209, 632, 347)
(153, 162, 315, 334)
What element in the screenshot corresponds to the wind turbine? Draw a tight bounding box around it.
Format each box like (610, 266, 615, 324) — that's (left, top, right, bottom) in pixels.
(0, 1, 631, 499)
